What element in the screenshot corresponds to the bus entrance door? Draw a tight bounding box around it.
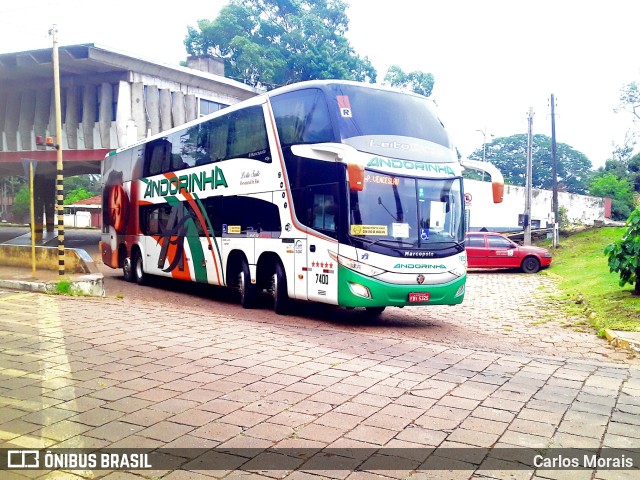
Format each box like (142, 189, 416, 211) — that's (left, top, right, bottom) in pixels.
(306, 237, 338, 305)
(293, 238, 308, 301)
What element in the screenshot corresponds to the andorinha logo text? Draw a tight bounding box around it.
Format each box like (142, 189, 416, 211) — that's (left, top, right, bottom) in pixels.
(367, 157, 455, 175)
(144, 167, 228, 198)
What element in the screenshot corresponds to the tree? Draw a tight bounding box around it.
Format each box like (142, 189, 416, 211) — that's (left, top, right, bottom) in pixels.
(184, 0, 376, 87)
(64, 188, 93, 205)
(616, 81, 640, 123)
(65, 174, 100, 196)
(467, 134, 592, 194)
(605, 208, 640, 295)
(383, 65, 435, 97)
(589, 173, 634, 220)
(11, 185, 30, 220)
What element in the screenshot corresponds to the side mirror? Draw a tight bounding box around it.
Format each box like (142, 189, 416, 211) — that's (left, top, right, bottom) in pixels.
(348, 163, 364, 191)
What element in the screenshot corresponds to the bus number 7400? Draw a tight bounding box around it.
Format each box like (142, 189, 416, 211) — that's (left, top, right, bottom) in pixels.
(316, 274, 329, 285)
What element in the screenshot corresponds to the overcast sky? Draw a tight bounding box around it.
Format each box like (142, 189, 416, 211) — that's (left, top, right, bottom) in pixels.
(1, 0, 639, 169)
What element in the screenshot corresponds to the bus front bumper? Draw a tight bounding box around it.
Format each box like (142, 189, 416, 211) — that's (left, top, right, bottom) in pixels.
(337, 266, 466, 308)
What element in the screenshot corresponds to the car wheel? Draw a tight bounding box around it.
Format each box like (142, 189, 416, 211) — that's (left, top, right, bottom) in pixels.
(521, 256, 540, 274)
(133, 249, 147, 285)
(123, 256, 134, 282)
(238, 260, 257, 309)
(271, 262, 289, 315)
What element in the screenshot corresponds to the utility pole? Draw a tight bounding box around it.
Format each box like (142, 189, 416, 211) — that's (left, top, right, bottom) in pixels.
(524, 108, 534, 246)
(550, 94, 559, 248)
(50, 25, 65, 276)
(476, 127, 490, 181)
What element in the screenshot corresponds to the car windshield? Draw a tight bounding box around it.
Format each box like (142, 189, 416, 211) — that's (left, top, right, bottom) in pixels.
(349, 172, 464, 248)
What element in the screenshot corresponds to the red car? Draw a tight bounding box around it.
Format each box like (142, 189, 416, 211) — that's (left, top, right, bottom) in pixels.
(464, 231, 552, 273)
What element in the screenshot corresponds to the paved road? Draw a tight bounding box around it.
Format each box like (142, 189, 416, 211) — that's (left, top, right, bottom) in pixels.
(2, 225, 639, 478)
(1, 274, 639, 478)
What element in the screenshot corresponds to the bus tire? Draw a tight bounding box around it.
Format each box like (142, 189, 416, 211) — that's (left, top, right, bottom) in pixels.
(365, 307, 385, 317)
(239, 261, 257, 309)
(123, 256, 134, 282)
(133, 249, 147, 286)
(521, 256, 540, 274)
(272, 262, 289, 315)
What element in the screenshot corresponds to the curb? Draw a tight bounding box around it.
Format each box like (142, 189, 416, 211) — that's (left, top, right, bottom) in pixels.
(0, 274, 105, 297)
(605, 329, 640, 353)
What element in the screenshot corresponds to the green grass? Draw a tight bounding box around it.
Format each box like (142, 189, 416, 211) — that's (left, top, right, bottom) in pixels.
(52, 279, 84, 296)
(54, 279, 74, 295)
(540, 227, 640, 334)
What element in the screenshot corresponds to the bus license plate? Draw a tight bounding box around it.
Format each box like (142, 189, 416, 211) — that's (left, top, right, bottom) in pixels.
(409, 292, 430, 303)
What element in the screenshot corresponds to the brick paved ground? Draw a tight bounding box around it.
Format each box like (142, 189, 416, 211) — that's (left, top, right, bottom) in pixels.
(0, 273, 639, 480)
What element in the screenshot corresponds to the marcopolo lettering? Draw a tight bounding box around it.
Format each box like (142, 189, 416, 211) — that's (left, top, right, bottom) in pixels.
(394, 263, 447, 269)
(144, 167, 228, 198)
(367, 157, 455, 175)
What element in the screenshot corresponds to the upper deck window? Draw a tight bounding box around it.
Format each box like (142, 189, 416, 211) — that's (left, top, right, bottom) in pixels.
(271, 89, 335, 148)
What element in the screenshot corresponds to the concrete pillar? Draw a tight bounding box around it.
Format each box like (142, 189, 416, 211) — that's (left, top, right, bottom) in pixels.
(48, 87, 66, 146)
(33, 173, 56, 234)
(18, 90, 36, 150)
(172, 91, 186, 127)
(0, 91, 8, 151)
(131, 82, 145, 141)
(99, 82, 112, 148)
(5, 92, 20, 151)
(115, 81, 131, 148)
(82, 85, 96, 149)
(185, 94, 197, 122)
(65, 86, 80, 149)
(146, 85, 160, 136)
(34, 89, 51, 145)
(159, 89, 172, 132)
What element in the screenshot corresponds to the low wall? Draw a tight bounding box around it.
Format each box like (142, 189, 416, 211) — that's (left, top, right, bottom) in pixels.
(464, 179, 606, 231)
(0, 245, 98, 274)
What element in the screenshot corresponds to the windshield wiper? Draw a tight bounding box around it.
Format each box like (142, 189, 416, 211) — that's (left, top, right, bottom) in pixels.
(354, 237, 414, 249)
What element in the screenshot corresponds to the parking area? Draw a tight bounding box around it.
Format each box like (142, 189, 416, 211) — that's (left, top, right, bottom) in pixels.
(1, 270, 639, 479)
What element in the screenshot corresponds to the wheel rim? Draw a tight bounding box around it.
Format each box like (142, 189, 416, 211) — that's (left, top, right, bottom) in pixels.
(136, 256, 143, 278)
(239, 271, 246, 300)
(271, 272, 278, 301)
(123, 258, 131, 278)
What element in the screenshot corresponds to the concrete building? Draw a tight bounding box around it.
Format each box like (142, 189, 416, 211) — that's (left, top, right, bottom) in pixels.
(0, 44, 258, 233)
(464, 179, 608, 231)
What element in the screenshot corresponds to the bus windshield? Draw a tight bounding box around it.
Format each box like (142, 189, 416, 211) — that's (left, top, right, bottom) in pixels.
(349, 172, 464, 248)
(327, 83, 454, 162)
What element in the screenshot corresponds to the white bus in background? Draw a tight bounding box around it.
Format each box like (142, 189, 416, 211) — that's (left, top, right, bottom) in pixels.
(101, 80, 503, 316)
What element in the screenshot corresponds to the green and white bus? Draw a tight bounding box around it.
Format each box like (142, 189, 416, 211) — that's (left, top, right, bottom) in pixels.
(101, 80, 503, 315)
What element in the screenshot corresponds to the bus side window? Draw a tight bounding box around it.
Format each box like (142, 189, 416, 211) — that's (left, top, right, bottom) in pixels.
(227, 107, 270, 162)
(271, 88, 334, 148)
(202, 116, 229, 164)
(312, 193, 336, 232)
(146, 139, 171, 176)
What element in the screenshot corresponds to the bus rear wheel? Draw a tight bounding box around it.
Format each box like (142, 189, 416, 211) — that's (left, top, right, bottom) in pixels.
(238, 261, 257, 309)
(123, 256, 134, 282)
(271, 262, 289, 315)
(133, 250, 147, 285)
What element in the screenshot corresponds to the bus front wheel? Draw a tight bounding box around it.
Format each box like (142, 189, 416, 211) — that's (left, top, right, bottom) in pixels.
(238, 261, 257, 309)
(271, 262, 289, 315)
(365, 307, 386, 317)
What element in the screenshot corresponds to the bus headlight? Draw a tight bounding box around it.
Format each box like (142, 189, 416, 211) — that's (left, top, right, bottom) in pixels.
(328, 251, 385, 277)
(348, 282, 372, 299)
